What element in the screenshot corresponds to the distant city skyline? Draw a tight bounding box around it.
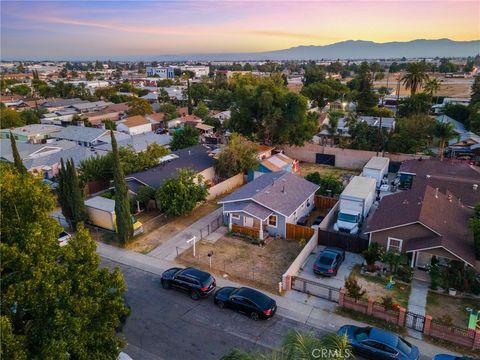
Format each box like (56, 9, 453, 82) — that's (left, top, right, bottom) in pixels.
(1, 0, 479, 59)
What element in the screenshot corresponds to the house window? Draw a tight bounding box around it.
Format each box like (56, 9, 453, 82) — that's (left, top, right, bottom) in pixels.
(268, 215, 277, 228)
(231, 213, 240, 220)
(387, 237, 403, 252)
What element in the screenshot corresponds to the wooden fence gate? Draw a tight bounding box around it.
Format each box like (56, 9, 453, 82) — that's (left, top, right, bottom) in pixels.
(286, 223, 315, 241)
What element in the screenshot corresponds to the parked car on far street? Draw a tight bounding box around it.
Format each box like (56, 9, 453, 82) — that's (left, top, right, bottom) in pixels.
(313, 247, 345, 276)
(214, 286, 277, 321)
(161, 267, 216, 300)
(337, 325, 420, 360)
(57, 231, 71, 247)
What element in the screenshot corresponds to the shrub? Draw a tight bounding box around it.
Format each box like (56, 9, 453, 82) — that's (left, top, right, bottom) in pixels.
(345, 274, 366, 301)
(362, 243, 381, 272)
(381, 296, 394, 311)
(396, 265, 414, 283)
(437, 315, 453, 327)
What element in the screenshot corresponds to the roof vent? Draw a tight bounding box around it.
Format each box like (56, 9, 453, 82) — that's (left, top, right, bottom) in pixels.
(473, 184, 478, 191)
(426, 174, 431, 179)
(434, 187, 439, 198)
(282, 185, 285, 194)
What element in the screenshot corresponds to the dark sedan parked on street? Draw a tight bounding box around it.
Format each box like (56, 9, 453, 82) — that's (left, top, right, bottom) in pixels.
(313, 247, 345, 276)
(214, 286, 277, 320)
(161, 267, 216, 300)
(338, 325, 420, 360)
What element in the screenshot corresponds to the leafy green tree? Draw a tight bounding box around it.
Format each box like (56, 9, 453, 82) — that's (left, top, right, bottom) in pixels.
(135, 185, 156, 208)
(401, 62, 429, 95)
(362, 242, 381, 271)
(10, 84, 30, 96)
(214, 133, 259, 178)
(303, 63, 326, 86)
(304, 172, 322, 186)
(189, 81, 210, 106)
(127, 98, 153, 116)
(355, 62, 378, 114)
(433, 122, 458, 160)
(467, 75, 480, 132)
(348, 121, 381, 151)
(230, 74, 316, 145)
(57, 158, 87, 230)
(302, 82, 335, 109)
(443, 103, 470, 124)
(387, 115, 434, 154)
(0, 108, 23, 128)
(19, 109, 41, 125)
(170, 125, 199, 150)
(9, 132, 27, 174)
(396, 93, 432, 117)
(0, 163, 129, 359)
(110, 131, 133, 244)
(193, 101, 209, 119)
(155, 169, 208, 216)
(210, 88, 233, 110)
(438, 58, 459, 74)
(305, 172, 343, 196)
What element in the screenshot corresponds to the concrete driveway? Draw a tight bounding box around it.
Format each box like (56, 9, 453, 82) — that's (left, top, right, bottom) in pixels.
(297, 245, 364, 288)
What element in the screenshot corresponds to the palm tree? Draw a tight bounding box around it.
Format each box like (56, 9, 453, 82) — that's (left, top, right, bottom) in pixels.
(434, 122, 458, 160)
(424, 78, 441, 97)
(221, 331, 352, 360)
(401, 62, 430, 95)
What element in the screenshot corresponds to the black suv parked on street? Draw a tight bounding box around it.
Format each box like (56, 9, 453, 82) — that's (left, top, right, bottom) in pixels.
(161, 267, 216, 300)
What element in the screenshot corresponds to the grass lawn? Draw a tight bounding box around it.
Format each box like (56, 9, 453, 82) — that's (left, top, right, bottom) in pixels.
(176, 235, 302, 293)
(351, 265, 411, 309)
(297, 162, 359, 180)
(125, 200, 221, 254)
(426, 291, 480, 328)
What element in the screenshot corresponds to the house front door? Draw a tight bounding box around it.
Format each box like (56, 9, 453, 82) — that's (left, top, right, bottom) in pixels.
(244, 216, 254, 228)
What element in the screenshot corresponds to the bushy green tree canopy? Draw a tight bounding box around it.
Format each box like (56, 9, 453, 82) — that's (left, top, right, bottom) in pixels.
(214, 133, 259, 179)
(0, 163, 129, 359)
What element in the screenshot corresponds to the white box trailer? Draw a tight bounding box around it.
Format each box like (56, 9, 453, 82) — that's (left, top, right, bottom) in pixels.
(334, 176, 376, 234)
(85, 196, 144, 235)
(362, 156, 389, 186)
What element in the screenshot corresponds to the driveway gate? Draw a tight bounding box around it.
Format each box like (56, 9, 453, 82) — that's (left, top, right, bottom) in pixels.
(291, 276, 340, 303)
(405, 311, 425, 332)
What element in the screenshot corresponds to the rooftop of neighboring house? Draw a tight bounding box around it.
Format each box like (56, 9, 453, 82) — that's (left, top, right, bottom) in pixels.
(337, 116, 396, 131)
(40, 98, 88, 108)
(145, 113, 165, 123)
(140, 92, 159, 101)
(399, 158, 480, 207)
(126, 144, 215, 189)
(105, 102, 130, 113)
(0, 138, 77, 163)
(52, 126, 110, 143)
(93, 132, 171, 153)
(85, 196, 115, 213)
(260, 153, 294, 172)
(68, 100, 112, 112)
(120, 115, 150, 128)
(218, 171, 319, 218)
(364, 184, 476, 267)
(1, 124, 63, 137)
(195, 123, 215, 132)
(171, 114, 202, 123)
(23, 145, 99, 170)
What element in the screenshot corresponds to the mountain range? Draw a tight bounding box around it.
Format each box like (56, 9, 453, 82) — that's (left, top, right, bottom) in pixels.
(153, 39, 479, 61)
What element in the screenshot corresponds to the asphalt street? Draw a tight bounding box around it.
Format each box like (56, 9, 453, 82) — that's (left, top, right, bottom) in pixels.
(102, 259, 330, 360)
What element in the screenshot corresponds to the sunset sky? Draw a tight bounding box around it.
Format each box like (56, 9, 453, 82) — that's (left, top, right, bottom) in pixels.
(1, 0, 479, 59)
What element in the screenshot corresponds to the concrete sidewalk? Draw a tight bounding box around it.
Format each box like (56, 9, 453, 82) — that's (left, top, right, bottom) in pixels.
(148, 207, 224, 261)
(407, 279, 430, 339)
(97, 241, 459, 359)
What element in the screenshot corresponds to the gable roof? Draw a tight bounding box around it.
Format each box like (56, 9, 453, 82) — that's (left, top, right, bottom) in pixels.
(218, 171, 319, 217)
(127, 144, 214, 188)
(93, 132, 171, 153)
(365, 185, 476, 267)
(121, 115, 150, 128)
(399, 159, 480, 207)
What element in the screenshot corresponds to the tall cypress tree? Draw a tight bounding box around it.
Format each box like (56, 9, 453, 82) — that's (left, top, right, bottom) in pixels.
(57, 158, 86, 230)
(68, 158, 86, 229)
(9, 132, 27, 174)
(110, 131, 133, 244)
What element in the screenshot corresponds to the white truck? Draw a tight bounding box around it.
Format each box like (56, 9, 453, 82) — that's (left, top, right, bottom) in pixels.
(362, 156, 389, 186)
(334, 176, 376, 235)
